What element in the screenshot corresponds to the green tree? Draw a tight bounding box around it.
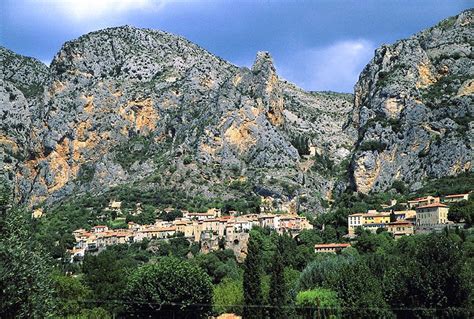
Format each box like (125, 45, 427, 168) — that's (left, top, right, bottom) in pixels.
(193, 249, 241, 284)
(52, 273, 91, 317)
(78, 307, 111, 318)
(212, 277, 244, 315)
(82, 248, 139, 313)
(295, 288, 340, 318)
(384, 233, 470, 317)
(353, 230, 393, 253)
(0, 196, 56, 317)
(269, 237, 287, 319)
(243, 231, 264, 319)
(123, 257, 213, 318)
(324, 259, 391, 318)
(448, 196, 474, 226)
(297, 254, 353, 292)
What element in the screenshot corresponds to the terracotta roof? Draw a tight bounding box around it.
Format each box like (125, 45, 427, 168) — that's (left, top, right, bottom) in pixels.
(416, 203, 448, 209)
(203, 218, 219, 222)
(142, 226, 176, 232)
(315, 243, 351, 249)
(365, 212, 390, 217)
(186, 212, 214, 216)
(444, 193, 469, 198)
(113, 232, 129, 237)
(348, 213, 365, 217)
(408, 196, 436, 202)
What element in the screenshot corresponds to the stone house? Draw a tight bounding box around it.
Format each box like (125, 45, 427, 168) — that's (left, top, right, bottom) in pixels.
(408, 196, 440, 209)
(387, 220, 414, 239)
(416, 203, 449, 227)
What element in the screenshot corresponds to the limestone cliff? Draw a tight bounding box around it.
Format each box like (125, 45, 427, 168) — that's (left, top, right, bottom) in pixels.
(349, 9, 473, 193)
(2, 9, 471, 211)
(1, 26, 355, 212)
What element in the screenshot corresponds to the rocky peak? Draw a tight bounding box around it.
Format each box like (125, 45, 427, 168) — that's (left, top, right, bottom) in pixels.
(349, 9, 473, 194)
(0, 27, 356, 210)
(252, 51, 276, 75)
(248, 51, 284, 126)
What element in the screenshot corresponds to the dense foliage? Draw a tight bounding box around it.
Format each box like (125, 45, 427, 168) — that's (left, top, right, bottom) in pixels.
(1, 174, 473, 318)
(123, 257, 213, 318)
(243, 231, 264, 319)
(0, 182, 56, 318)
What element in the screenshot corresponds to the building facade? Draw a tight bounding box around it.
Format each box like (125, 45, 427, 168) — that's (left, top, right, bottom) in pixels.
(416, 203, 449, 227)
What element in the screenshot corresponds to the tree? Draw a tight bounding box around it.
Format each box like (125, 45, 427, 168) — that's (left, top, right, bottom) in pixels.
(269, 237, 287, 319)
(353, 230, 393, 254)
(82, 249, 139, 313)
(295, 288, 340, 318)
(123, 257, 213, 318)
(384, 233, 470, 317)
(297, 254, 353, 292)
(212, 277, 244, 315)
(448, 196, 474, 226)
(193, 249, 241, 284)
(389, 210, 397, 222)
(0, 200, 56, 317)
(324, 259, 391, 318)
(243, 231, 264, 319)
(52, 273, 91, 317)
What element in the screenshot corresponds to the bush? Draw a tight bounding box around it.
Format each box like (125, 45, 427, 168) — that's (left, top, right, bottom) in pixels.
(391, 180, 407, 194)
(311, 152, 334, 176)
(183, 156, 192, 165)
(359, 140, 387, 153)
(291, 135, 310, 156)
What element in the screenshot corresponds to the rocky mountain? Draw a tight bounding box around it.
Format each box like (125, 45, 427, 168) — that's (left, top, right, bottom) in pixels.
(1, 9, 472, 213)
(0, 46, 49, 187)
(349, 9, 473, 193)
(1, 26, 355, 212)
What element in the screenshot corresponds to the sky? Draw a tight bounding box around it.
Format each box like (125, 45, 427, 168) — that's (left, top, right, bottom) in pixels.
(0, 1, 471, 93)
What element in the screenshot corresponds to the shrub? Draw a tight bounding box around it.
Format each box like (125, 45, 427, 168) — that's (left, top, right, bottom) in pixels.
(359, 140, 387, 152)
(183, 156, 192, 165)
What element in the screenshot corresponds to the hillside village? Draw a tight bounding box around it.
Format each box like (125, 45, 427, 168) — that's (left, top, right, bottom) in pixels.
(347, 193, 470, 238)
(68, 202, 313, 262)
(67, 191, 472, 261)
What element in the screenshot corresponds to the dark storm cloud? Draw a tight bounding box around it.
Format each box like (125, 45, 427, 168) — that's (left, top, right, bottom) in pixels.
(1, 0, 471, 92)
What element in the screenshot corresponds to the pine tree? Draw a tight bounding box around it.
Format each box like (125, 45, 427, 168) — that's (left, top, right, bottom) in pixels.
(243, 231, 263, 319)
(269, 237, 287, 319)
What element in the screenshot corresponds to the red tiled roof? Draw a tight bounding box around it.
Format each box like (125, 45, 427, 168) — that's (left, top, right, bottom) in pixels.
(444, 193, 469, 198)
(416, 203, 447, 209)
(348, 213, 365, 217)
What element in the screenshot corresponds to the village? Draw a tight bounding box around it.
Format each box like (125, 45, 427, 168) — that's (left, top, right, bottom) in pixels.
(316, 192, 471, 253)
(69, 192, 471, 260)
(69, 200, 313, 262)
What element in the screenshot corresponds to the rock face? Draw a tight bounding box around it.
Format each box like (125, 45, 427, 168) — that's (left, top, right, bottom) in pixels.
(1, 9, 472, 210)
(349, 9, 473, 193)
(1, 26, 355, 211)
(0, 47, 49, 187)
